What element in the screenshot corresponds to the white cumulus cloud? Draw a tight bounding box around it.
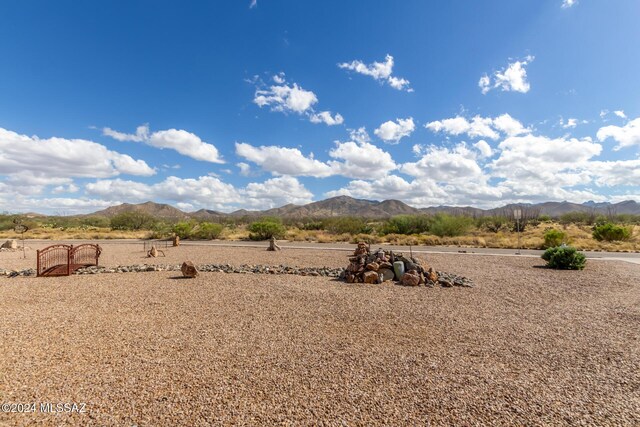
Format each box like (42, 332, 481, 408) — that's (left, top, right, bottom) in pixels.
(374, 117, 415, 144)
(425, 114, 528, 140)
(235, 142, 333, 177)
(480, 56, 534, 94)
(596, 117, 640, 150)
(253, 74, 343, 126)
(102, 124, 224, 163)
(338, 54, 412, 92)
(0, 127, 155, 188)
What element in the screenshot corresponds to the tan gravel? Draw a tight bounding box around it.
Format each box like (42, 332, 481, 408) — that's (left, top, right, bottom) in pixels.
(1, 245, 639, 426)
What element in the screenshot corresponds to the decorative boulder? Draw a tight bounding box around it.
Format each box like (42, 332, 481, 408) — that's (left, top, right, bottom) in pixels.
(1, 239, 17, 249)
(148, 245, 158, 257)
(393, 261, 405, 281)
(172, 235, 180, 247)
(363, 270, 379, 284)
(181, 261, 199, 278)
(401, 270, 421, 287)
(267, 236, 281, 251)
(378, 268, 395, 282)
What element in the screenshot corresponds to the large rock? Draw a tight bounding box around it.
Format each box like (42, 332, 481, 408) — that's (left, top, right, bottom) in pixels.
(393, 261, 405, 281)
(1, 240, 17, 249)
(181, 261, 199, 278)
(148, 246, 158, 257)
(378, 268, 395, 282)
(363, 270, 379, 284)
(401, 270, 421, 286)
(172, 235, 180, 247)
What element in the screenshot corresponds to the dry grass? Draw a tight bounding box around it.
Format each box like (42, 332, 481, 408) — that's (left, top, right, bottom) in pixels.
(0, 246, 639, 425)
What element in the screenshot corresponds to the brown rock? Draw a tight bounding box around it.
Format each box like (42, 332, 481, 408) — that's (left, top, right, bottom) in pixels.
(181, 261, 199, 278)
(401, 270, 420, 287)
(267, 236, 281, 251)
(354, 242, 368, 256)
(363, 270, 379, 284)
(148, 246, 158, 257)
(172, 235, 180, 247)
(379, 261, 393, 269)
(366, 262, 379, 271)
(427, 267, 438, 283)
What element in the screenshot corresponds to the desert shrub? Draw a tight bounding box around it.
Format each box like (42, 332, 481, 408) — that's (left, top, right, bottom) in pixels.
(191, 222, 224, 240)
(0, 216, 16, 231)
(110, 211, 157, 230)
(559, 211, 596, 225)
(322, 217, 371, 235)
(541, 246, 586, 270)
(476, 216, 510, 233)
(79, 216, 111, 228)
(592, 223, 632, 242)
(543, 229, 568, 248)
(611, 214, 640, 225)
(429, 214, 474, 237)
(538, 214, 552, 222)
(379, 215, 431, 235)
(301, 221, 324, 231)
(172, 221, 194, 239)
(248, 217, 286, 241)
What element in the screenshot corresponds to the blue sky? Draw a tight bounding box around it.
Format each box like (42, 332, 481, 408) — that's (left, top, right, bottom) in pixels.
(1, 0, 639, 214)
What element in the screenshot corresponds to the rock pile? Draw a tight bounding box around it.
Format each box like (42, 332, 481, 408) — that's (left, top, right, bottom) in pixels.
(343, 242, 473, 288)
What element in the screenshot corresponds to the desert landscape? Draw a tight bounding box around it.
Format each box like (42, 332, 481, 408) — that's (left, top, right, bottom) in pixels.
(1, 242, 639, 425)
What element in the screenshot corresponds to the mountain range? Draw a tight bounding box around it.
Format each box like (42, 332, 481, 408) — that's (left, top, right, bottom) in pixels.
(86, 196, 640, 219)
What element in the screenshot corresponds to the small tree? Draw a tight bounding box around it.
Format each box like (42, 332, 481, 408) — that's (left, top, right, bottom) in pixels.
(542, 246, 586, 270)
(248, 217, 286, 241)
(191, 222, 224, 240)
(429, 214, 474, 237)
(172, 221, 194, 239)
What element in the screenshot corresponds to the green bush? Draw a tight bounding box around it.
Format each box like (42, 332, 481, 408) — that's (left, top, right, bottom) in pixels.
(172, 221, 194, 239)
(379, 215, 431, 235)
(429, 214, 474, 237)
(559, 211, 596, 225)
(592, 223, 632, 242)
(191, 222, 224, 240)
(248, 217, 286, 241)
(541, 246, 586, 270)
(543, 229, 567, 248)
(322, 217, 372, 235)
(110, 211, 157, 230)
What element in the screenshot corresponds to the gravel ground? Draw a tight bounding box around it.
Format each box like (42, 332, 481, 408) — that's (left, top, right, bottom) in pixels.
(1, 244, 639, 426)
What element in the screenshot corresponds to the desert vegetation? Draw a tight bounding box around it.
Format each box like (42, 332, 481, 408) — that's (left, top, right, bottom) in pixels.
(1, 211, 639, 251)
